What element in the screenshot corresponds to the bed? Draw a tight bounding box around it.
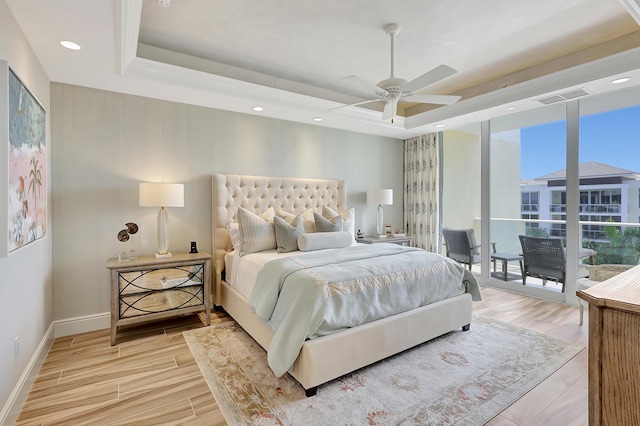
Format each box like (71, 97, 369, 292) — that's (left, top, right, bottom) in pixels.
(211, 173, 480, 396)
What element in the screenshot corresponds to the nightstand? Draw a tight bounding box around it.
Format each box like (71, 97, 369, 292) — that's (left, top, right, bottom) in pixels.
(106, 252, 212, 345)
(357, 235, 414, 247)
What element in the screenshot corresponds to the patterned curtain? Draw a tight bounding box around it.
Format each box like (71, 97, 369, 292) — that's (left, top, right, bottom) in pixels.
(404, 133, 440, 252)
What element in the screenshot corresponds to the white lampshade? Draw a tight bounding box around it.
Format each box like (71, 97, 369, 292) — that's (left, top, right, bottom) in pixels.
(139, 182, 184, 258)
(139, 183, 184, 207)
(367, 189, 393, 206)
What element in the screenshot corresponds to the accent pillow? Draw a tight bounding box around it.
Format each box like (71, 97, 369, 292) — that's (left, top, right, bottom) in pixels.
(314, 212, 343, 232)
(322, 206, 355, 241)
(277, 208, 315, 233)
(274, 215, 305, 253)
(227, 207, 274, 251)
(237, 207, 276, 256)
(226, 222, 241, 251)
(298, 232, 352, 252)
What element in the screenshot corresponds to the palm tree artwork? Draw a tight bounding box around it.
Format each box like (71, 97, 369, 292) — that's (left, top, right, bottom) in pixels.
(29, 156, 42, 229)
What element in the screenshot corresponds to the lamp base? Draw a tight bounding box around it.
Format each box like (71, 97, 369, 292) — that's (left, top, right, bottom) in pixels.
(155, 252, 173, 259)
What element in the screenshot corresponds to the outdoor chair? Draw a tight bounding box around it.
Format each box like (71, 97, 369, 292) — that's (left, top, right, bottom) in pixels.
(576, 264, 635, 324)
(443, 228, 496, 271)
(518, 235, 567, 292)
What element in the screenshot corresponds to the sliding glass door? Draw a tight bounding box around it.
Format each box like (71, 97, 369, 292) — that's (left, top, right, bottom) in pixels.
(442, 83, 640, 303)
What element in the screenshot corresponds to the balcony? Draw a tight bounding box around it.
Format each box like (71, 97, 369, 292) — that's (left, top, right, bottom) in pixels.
(464, 218, 640, 296)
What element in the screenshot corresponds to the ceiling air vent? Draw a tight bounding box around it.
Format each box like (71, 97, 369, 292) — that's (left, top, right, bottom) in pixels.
(537, 88, 590, 105)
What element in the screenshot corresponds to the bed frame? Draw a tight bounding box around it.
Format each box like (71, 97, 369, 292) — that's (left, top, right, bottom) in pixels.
(211, 173, 473, 396)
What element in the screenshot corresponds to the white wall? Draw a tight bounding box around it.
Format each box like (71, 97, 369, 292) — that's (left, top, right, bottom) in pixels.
(0, 0, 53, 418)
(50, 83, 404, 321)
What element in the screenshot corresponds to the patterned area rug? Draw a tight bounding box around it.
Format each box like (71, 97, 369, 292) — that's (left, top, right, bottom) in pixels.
(183, 315, 583, 425)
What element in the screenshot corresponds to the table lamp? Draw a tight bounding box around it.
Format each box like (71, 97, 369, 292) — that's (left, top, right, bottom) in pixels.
(367, 189, 393, 238)
(139, 182, 184, 258)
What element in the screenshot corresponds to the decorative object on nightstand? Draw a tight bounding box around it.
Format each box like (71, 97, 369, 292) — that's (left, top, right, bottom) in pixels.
(125, 222, 138, 259)
(190, 241, 198, 254)
(367, 188, 393, 238)
(117, 228, 130, 261)
(139, 182, 184, 258)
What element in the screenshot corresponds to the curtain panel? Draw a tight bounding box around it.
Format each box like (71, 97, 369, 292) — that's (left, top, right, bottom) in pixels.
(404, 133, 440, 251)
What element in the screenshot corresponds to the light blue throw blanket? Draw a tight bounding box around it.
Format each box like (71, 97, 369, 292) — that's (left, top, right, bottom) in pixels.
(249, 244, 481, 377)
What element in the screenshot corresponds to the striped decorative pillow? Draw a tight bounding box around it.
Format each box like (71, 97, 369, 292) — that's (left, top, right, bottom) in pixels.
(237, 207, 276, 256)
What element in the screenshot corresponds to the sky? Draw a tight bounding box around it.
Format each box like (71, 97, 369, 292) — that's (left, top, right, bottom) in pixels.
(520, 104, 640, 180)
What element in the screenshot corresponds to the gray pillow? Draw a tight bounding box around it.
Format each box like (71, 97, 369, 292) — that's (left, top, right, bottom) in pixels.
(274, 215, 305, 253)
(314, 212, 343, 232)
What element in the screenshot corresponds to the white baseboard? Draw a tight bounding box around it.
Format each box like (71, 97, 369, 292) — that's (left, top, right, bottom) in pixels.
(0, 312, 110, 425)
(53, 312, 110, 338)
(0, 322, 54, 426)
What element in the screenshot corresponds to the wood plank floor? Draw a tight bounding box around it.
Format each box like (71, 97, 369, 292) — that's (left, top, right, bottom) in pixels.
(16, 285, 589, 425)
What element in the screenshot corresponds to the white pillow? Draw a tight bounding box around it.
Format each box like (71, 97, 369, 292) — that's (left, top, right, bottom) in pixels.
(298, 232, 352, 252)
(277, 208, 315, 233)
(226, 222, 241, 251)
(236, 207, 276, 256)
(323, 206, 355, 241)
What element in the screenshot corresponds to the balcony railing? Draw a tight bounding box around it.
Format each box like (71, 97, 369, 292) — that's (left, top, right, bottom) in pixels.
(549, 203, 622, 214)
(580, 203, 622, 214)
(489, 217, 640, 266)
(521, 204, 539, 212)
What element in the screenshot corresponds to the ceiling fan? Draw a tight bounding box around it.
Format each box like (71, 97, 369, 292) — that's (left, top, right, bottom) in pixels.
(335, 23, 461, 122)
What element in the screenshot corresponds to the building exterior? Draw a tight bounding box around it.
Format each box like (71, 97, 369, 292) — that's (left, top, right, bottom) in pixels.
(521, 162, 640, 241)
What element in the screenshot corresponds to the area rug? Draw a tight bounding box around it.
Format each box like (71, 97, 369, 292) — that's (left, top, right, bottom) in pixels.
(183, 315, 583, 425)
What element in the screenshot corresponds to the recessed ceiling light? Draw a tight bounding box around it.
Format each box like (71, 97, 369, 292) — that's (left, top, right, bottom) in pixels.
(60, 40, 81, 50)
(611, 77, 631, 84)
(252, 106, 264, 112)
(507, 106, 516, 110)
(434, 124, 445, 128)
(312, 117, 323, 122)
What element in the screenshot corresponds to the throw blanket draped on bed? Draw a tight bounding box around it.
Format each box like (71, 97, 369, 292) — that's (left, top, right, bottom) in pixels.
(249, 244, 481, 377)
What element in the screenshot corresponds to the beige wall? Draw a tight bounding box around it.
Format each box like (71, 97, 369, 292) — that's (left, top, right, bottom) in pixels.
(442, 129, 525, 255)
(0, 0, 52, 415)
(50, 83, 403, 321)
(442, 129, 481, 232)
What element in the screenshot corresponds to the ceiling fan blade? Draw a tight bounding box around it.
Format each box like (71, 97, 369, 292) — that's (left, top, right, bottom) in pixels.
(402, 64, 457, 94)
(341, 75, 386, 97)
(328, 98, 381, 111)
(382, 99, 398, 121)
(403, 94, 462, 105)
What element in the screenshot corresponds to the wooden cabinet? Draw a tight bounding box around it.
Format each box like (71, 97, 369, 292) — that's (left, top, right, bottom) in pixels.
(577, 265, 640, 425)
(107, 252, 212, 345)
(357, 235, 414, 247)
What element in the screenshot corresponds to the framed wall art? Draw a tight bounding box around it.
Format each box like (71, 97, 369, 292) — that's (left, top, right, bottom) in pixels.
(1, 61, 47, 255)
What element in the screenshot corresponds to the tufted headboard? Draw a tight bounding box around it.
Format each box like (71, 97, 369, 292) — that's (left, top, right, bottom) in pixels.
(211, 174, 346, 303)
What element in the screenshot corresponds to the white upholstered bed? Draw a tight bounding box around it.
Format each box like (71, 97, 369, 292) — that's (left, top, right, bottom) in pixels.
(211, 173, 477, 396)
